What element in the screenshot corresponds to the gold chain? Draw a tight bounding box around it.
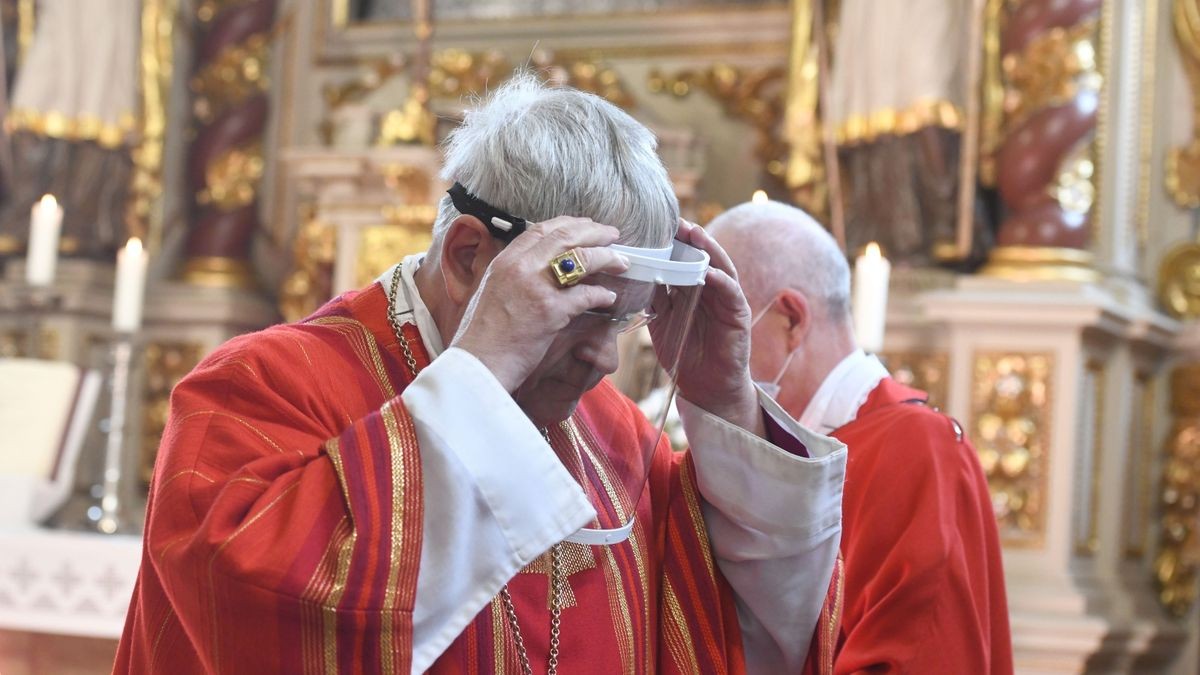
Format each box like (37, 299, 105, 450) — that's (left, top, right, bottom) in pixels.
(384, 263, 564, 672)
(387, 263, 420, 377)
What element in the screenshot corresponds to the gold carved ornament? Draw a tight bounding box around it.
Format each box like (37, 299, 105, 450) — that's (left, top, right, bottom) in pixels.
(279, 210, 337, 323)
(195, 142, 265, 211)
(1158, 239, 1200, 319)
(141, 342, 206, 486)
(971, 352, 1054, 546)
(190, 31, 273, 125)
(879, 352, 950, 408)
(1167, 0, 1200, 209)
(1001, 20, 1100, 134)
(647, 64, 789, 186)
(128, 0, 178, 249)
(1154, 363, 1200, 617)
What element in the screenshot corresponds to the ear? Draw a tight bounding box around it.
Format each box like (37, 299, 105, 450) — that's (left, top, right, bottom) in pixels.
(775, 288, 811, 350)
(440, 215, 503, 305)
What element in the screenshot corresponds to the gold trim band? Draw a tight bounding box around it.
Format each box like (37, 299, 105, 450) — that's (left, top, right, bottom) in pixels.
(180, 256, 257, 289)
(981, 246, 1099, 282)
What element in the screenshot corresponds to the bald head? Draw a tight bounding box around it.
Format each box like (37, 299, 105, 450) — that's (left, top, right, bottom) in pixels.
(708, 201, 851, 323)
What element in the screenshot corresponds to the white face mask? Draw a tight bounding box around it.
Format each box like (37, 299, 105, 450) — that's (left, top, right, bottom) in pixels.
(750, 297, 799, 400)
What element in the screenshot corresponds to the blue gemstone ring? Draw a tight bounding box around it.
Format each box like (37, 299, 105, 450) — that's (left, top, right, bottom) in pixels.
(550, 248, 587, 287)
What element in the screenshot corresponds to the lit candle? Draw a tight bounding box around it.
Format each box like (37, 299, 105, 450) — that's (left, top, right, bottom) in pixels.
(112, 238, 148, 333)
(752, 189, 768, 204)
(852, 242, 891, 353)
(26, 194, 63, 286)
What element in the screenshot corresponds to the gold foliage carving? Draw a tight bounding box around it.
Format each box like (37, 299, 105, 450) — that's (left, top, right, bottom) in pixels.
(322, 49, 636, 147)
(354, 222, 434, 289)
(648, 64, 788, 183)
(1158, 240, 1200, 319)
(196, 142, 265, 210)
(279, 212, 337, 323)
(190, 32, 272, 125)
(1002, 20, 1100, 132)
(971, 352, 1054, 546)
(1168, 0, 1200, 208)
(141, 342, 205, 485)
(128, 0, 177, 247)
(1155, 363, 1200, 617)
(880, 352, 949, 408)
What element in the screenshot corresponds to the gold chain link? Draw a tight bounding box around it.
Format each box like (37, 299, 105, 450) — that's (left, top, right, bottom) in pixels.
(385, 264, 564, 672)
(387, 263, 420, 377)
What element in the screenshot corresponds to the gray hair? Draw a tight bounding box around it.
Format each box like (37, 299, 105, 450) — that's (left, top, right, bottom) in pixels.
(708, 201, 851, 321)
(430, 72, 678, 260)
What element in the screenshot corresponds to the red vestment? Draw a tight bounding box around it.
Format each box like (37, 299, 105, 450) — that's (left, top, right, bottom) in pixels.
(114, 283, 840, 674)
(830, 378, 1012, 674)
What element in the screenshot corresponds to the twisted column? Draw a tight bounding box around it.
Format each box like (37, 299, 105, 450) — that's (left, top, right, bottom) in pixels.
(180, 0, 277, 287)
(985, 0, 1103, 281)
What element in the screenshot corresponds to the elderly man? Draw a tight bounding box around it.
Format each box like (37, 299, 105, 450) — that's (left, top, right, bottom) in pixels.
(114, 76, 846, 674)
(710, 201, 1011, 674)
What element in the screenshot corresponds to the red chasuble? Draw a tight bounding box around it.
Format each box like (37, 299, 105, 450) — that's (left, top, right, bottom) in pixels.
(114, 283, 840, 674)
(830, 379, 1012, 674)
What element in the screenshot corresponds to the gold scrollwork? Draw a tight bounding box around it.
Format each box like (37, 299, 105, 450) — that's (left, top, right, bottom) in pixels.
(279, 212, 337, 322)
(196, 142, 265, 210)
(1158, 240, 1200, 319)
(648, 64, 788, 185)
(141, 342, 205, 485)
(0, 328, 58, 359)
(880, 351, 950, 408)
(971, 351, 1054, 547)
(1168, 0, 1200, 208)
(354, 222, 433, 289)
(1002, 19, 1100, 134)
(1154, 363, 1200, 617)
(190, 32, 272, 125)
(128, 0, 177, 248)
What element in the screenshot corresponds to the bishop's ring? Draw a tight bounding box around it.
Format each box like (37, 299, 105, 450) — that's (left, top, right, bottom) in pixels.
(550, 249, 587, 287)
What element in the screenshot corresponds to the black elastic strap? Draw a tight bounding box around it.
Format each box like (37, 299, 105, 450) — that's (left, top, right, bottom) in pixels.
(447, 182, 528, 243)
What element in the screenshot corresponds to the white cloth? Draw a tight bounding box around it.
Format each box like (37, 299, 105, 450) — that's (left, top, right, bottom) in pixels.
(799, 349, 891, 435)
(378, 259, 846, 674)
(11, 0, 139, 139)
(827, 0, 967, 125)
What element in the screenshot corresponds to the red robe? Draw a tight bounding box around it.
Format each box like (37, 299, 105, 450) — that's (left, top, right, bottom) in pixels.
(114, 282, 840, 674)
(831, 378, 1011, 673)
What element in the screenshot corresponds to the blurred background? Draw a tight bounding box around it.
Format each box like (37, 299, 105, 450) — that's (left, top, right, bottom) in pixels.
(0, 0, 1198, 672)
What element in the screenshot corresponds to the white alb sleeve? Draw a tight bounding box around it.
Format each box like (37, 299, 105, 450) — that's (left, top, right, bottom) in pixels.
(400, 347, 596, 673)
(676, 387, 846, 674)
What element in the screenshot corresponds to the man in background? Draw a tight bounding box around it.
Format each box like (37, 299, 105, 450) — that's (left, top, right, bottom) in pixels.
(710, 200, 1012, 674)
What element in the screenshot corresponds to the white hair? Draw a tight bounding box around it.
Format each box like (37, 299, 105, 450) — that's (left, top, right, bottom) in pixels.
(708, 201, 851, 320)
(430, 72, 678, 260)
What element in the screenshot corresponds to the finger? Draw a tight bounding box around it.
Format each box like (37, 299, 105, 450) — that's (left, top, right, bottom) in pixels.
(569, 245, 630, 279)
(560, 283, 618, 316)
(528, 217, 622, 254)
(685, 221, 740, 282)
(700, 267, 750, 321)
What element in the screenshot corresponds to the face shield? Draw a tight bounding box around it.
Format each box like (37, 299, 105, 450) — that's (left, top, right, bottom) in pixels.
(552, 240, 710, 546)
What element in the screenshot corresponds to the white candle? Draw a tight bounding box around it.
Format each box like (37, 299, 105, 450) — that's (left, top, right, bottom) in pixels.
(852, 242, 891, 353)
(112, 237, 148, 332)
(751, 189, 768, 204)
(26, 194, 63, 286)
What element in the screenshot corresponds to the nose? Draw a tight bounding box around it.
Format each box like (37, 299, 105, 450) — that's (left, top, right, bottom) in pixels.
(572, 330, 620, 377)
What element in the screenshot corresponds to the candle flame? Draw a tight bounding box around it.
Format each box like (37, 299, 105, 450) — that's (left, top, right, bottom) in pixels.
(865, 241, 882, 259)
(751, 190, 768, 204)
(126, 237, 143, 254)
(38, 194, 58, 210)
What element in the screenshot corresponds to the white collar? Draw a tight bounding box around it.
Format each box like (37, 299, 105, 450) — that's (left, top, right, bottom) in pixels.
(798, 349, 889, 434)
(376, 254, 445, 359)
